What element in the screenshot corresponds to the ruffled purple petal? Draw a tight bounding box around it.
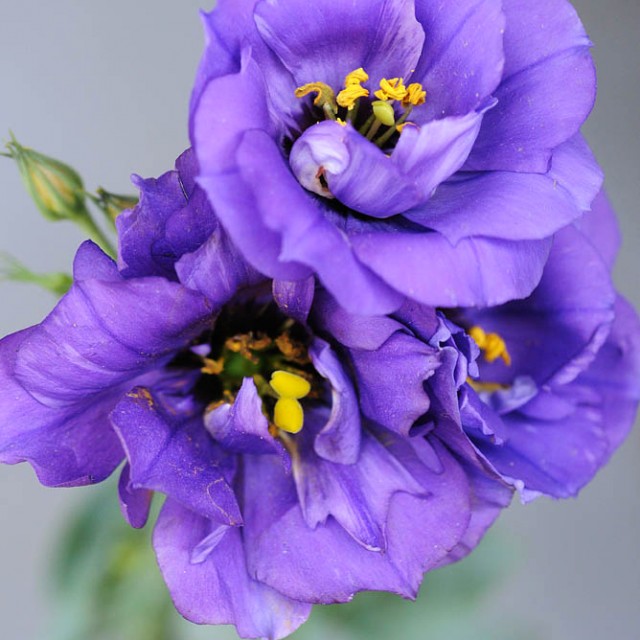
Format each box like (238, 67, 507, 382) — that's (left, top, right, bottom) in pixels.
(412, 0, 505, 119)
(309, 340, 361, 464)
(405, 170, 581, 244)
(243, 436, 470, 603)
(154, 499, 311, 639)
(576, 189, 621, 270)
(294, 420, 426, 552)
(254, 0, 424, 91)
(112, 389, 242, 526)
(118, 463, 152, 529)
(272, 277, 316, 324)
(349, 331, 438, 436)
(465, 0, 596, 172)
(351, 228, 552, 308)
(204, 378, 287, 461)
(175, 223, 264, 308)
(0, 328, 124, 487)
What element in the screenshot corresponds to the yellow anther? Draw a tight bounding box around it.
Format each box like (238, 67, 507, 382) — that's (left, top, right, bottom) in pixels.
(337, 84, 369, 110)
(345, 68, 369, 86)
(274, 397, 304, 434)
(372, 100, 396, 127)
(294, 82, 338, 118)
(270, 371, 311, 400)
(396, 122, 418, 134)
(402, 83, 427, 107)
(374, 77, 408, 102)
(469, 326, 512, 366)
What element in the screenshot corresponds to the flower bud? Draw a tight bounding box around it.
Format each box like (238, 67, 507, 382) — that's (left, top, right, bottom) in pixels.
(5, 136, 88, 222)
(94, 188, 138, 225)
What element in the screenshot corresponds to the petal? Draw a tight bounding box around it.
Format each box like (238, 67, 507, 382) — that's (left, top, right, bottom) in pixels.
(118, 463, 152, 529)
(405, 170, 582, 244)
(0, 328, 124, 487)
(412, 0, 505, 119)
(154, 499, 311, 639)
(14, 243, 213, 407)
(294, 424, 426, 552)
(112, 389, 242, 526)
(243, 437, 470, 603)
(254, 0, 424, 90)
(309, 340, 361, 464)
(349, 332, 438, 436)
(547, 135, 603, 212)
(272, 277, 316, 324)
(117, 150, 218, 280)
(312, 289, 405, 351)
(191, 0, 303, 137)
(576, 189, 621, 270)
(465, 0, 596, 172)
(351, 228, 552, 308)
(204, 378, 287, 460)
(175, 222, 264, 308)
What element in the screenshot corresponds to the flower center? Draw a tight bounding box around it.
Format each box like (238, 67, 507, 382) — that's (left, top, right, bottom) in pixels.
(467, 325, 512, 394)
(173, 299, 322, 434)
(294, 67, 426, 152)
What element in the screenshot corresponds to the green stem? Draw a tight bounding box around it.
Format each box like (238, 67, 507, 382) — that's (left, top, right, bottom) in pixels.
(75, 211, 116, 258)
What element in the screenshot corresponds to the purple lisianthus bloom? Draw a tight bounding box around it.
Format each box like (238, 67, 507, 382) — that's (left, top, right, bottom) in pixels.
(190, 0, 601, 314)
(0, 156, 514, 639)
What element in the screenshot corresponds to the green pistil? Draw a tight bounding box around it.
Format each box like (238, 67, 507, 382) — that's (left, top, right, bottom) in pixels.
(374, 105, 414, 148)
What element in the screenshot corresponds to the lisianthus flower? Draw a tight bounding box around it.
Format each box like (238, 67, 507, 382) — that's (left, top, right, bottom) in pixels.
(0, 156, 512, 639)
(191, 0, 601, 314)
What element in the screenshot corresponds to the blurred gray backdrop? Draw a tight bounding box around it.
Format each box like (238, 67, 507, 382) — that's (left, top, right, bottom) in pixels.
(0, 1, 638, 639)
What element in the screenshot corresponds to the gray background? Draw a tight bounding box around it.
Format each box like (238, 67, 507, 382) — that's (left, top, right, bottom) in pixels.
(0, 1, 638, 638)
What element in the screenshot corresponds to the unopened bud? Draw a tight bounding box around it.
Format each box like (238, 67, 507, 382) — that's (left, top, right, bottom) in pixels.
(4, 135, 89, 222)
(94, 188, 138, 225)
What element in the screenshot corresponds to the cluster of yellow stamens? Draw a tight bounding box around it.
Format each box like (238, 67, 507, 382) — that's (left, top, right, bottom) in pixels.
(270, 370, 311, 434)
(468, 326, 512, 366)
(295, 68, 426, 147)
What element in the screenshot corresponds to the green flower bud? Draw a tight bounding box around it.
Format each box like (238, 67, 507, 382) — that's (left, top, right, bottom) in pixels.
(93, 188, 138, 225)
(5, 135, 88, 222)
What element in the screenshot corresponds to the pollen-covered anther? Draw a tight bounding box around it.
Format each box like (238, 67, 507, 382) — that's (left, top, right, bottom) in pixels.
(270, 370, 311, 434)
(402, 83, 427, 107)
(374, 77, 408, 102)
(337, 84, 369, 110)
(469, 326, 512, 366)
(294, 82, 338, 118)
(344, 67, 369, 86)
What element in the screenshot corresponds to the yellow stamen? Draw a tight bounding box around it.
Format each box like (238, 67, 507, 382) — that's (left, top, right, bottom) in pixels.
(294, 82, 338, 118)
(402, 83, 427, 107)
(274, 397, 304, 434)
(374, 77, 408, 102)
(337, 84, 369, 110)
(469, 326, 512, 366)
(345, 67, 369, 86)
(270, 371, 311, 400)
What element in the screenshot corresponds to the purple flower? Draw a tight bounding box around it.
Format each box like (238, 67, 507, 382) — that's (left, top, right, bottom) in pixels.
(191, 0, 601, 314)
(0, 157, 512, 639)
